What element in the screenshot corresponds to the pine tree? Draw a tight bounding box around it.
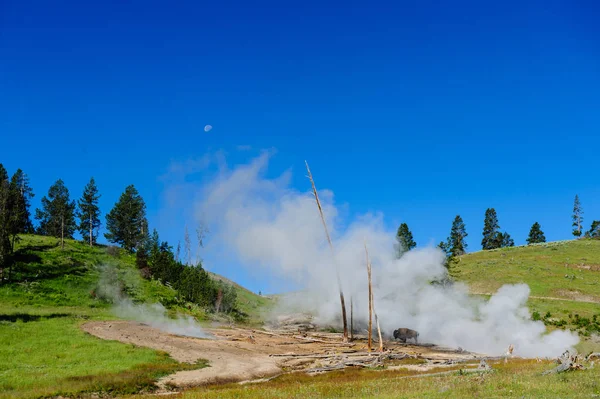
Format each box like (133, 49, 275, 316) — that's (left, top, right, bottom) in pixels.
(77, 177, 101, 246)
(526, 222, 546, 244)
(104, 185, 147, 252)
(0, 164, 12, 280)
(35, 179, 77, 248)
(395, 223, 416, 258)
(448, 215, 468, 257)
(499, 232, 515, 247)
(572, 195, 584, 237)
(8, 169, 34, 248)
(481, 208, 502, 250)
(586, 221, 600, 238)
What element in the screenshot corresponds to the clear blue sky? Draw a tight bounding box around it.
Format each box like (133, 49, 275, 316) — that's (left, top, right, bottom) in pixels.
(1, 0, 599, 292)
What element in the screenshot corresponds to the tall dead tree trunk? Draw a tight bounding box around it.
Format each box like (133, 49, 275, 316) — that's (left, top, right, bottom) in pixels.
(61, 214, 65, 249)
(365, 240, 383, 352)
(89, 215, 93, 247)
(365, 241, 373, 352)
(350, 297, 354, 341)
(305, 161, 348, 342)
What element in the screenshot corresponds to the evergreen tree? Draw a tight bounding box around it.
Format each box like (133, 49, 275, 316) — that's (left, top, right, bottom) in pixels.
(105, 185, 147, 252)
(8, 169, 34, 249)
(526, 222, 546, 244)
(572, 195, 584, 237)
(586, 221, 600, 238)
(395, 223, 416, 258)
(77, 177, 101, 246)
(35, 179, 77, 248)
(499, 232, 515, 247)
(0, 164, 12, 280)
(481, 208, 502, 250)
(448, 215, 468, 257)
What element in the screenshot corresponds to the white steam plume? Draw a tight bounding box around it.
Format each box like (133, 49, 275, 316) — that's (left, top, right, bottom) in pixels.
(184, 151, 578, 357)
(96, 265, 212, 339)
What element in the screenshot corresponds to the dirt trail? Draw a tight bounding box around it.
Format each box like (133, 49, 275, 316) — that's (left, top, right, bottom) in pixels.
(81, 320, 489, 391)
(82, 321, 282, 388)
(471, 292, 600, 304)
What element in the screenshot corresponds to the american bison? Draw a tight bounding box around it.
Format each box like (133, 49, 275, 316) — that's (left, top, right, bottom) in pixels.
(393, 328, 419, 344)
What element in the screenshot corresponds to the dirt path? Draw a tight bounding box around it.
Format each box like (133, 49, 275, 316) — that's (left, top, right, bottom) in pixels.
(82, 321, 282, 389)
(81, 321, 488, 391)
(471, 292, 600, 304)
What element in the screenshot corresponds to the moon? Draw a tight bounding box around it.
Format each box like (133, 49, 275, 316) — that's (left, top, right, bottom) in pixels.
(204, 125, 213, 132)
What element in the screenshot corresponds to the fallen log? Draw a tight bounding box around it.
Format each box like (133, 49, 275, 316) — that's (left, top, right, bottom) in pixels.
(400, 367, 493, 379)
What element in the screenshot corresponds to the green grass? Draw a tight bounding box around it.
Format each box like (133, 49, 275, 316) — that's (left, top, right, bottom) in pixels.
(0, 315, 206, 399)
(456, 239, 600, 301)
(132, 359, 600, 399)
(0, 234, 265, 398)
(208, 273, 275, 325)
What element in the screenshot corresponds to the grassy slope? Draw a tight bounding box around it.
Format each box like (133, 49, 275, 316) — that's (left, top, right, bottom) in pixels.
(0, 234, 263, 398)
(456, 239, 600, 301)
(456, 239, 600, 353)
(208, 272, 274, 325)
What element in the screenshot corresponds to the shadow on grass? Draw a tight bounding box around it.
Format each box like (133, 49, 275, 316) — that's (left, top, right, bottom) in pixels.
(0, 313, 72, 323)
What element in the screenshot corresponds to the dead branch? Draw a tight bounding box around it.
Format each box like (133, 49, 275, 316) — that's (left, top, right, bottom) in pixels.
(305, 160, 348, 343)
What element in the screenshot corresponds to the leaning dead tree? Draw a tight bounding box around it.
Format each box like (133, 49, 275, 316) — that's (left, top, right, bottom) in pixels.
(364, 241, 383, 352)
(305, 161, 349, 342)
(365, 242, 373, 351)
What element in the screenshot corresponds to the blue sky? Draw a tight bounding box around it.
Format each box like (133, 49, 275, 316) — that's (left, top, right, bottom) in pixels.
(1, 0, 599, 293)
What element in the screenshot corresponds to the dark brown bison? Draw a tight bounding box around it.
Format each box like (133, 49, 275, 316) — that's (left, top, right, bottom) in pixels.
(393, 328, 419, 344)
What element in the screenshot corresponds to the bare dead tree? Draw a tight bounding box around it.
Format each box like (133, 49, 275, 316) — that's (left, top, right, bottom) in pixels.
(184, 225, 191, 265)
(196, 222, 209, 266)
(350, 296, 354, 341)
(175, 241, 181, 263)
(305, 161, 348, 342)
(365, 241, 373, 352)
(365, 240, 383, 352)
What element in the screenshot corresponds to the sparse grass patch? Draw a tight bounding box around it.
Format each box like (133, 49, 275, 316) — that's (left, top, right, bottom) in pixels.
(129, 359, 600, 399)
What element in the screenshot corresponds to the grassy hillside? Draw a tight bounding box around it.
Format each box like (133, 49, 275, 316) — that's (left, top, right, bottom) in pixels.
(455, 238, 600, 352)
(456, 239, 600, 302)
(208, 271, 274, 324)
(0, 234, 265, 398)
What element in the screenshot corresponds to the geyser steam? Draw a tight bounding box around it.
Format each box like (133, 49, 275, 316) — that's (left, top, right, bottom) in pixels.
(176, 151, 578, 357)
(96, 265, 211, 339)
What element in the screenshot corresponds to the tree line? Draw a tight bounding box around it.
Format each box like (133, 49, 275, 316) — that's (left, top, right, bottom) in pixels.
(0, 164, 238, 316)
(395, 194, 600, 267)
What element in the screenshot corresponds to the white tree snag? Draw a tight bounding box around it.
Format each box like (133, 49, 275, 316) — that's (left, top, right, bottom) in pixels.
(305, 161, 348, 342)
(365, 241, 373, 352)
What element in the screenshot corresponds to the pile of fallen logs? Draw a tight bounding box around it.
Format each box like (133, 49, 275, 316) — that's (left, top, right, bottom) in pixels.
(271, 351, 415, 373)
(542, 350, 594, 375)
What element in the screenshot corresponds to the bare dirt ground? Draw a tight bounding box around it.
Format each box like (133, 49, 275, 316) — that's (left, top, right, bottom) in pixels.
(82, 320, 495, 392)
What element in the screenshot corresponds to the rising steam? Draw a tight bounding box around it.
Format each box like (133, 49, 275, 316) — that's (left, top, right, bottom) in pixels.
(179, 151, 578, 357)
(96, 265, 212, 339)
